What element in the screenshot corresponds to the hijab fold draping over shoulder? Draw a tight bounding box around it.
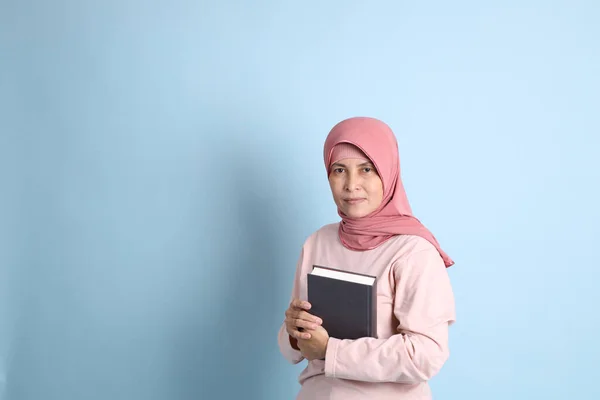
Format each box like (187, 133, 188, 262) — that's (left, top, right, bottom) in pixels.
(323, 117, 454, 268)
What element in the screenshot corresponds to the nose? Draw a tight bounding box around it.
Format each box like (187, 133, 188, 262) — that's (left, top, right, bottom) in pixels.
(344, 172, 361, 191)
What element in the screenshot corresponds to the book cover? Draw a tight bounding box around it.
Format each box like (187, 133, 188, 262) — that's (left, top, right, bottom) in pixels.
(307, 265, 377, 340)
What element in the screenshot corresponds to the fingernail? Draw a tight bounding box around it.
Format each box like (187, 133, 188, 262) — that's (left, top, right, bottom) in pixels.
(315, 318, 322, 324)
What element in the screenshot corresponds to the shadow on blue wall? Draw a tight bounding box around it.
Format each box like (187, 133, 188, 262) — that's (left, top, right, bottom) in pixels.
(169, 130, 292, 399)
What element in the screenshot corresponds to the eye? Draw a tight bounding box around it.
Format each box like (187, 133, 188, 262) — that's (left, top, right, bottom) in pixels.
(333, 168, 344, 174)
(363, 167, 372, 173)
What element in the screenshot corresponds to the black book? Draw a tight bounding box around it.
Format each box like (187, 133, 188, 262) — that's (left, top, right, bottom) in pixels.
(307, 265, 377, 340)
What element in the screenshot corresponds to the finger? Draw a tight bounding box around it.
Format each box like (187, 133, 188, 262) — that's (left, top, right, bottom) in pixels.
(292, 318, 319, 330)
(284, 319, 311, 337)
(294, 310, 322, 325)
(291, 299, 312, 310)
(285, 309, 322, 325)
(287, 325, 311, 340)
(286, 320, 312, 339)
(296, 330, 311, 340)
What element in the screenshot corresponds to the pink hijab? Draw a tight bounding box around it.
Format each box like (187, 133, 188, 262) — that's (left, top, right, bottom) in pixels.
(323, 117, 454, 268)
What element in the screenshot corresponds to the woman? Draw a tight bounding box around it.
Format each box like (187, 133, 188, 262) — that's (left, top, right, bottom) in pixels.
(277, 117, 456, 399)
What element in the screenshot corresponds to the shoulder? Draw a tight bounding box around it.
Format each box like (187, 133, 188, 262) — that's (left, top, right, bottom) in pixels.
(387, 234, 446, 273)
(301, 222, 340, 248)
(389, 234, 440, 259)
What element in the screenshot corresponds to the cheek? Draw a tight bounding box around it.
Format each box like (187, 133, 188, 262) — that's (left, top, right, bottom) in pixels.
(369, 178, 384, 201)
(328, 179, 342, 199)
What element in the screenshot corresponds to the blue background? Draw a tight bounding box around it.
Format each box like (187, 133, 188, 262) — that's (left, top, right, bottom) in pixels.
(1, 1, 599, 399)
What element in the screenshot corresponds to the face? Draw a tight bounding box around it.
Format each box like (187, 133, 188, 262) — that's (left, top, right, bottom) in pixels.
(328, 158, 384, 218)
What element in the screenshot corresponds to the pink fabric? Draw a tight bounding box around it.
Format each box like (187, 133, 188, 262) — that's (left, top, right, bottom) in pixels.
(323, 117, 454, 267)
(329, 143, 368, 166)
(278, 224, 456, 399)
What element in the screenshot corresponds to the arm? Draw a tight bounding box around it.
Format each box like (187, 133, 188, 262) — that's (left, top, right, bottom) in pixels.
(278, 323, 304, 364)
(277, 248, 306, 364)
(324, 248, 456, 383)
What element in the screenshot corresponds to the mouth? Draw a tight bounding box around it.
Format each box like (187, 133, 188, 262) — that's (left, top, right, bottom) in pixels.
(343, 198, 366, 205)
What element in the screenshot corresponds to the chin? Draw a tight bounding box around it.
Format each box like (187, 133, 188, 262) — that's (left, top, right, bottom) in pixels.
(341, 208, 370, 219)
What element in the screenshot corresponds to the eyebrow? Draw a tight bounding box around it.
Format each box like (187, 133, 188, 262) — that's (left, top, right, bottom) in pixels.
(331, 161, 374, 168)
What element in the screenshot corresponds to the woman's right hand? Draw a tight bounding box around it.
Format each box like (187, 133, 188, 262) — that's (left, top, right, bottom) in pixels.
(285, 299, 323, 340)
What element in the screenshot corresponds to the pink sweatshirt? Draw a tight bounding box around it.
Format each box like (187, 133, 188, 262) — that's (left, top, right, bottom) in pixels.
(278, 223, 456, 400)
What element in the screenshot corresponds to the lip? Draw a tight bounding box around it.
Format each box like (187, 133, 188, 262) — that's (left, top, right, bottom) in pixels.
(344, 198, 366, 204)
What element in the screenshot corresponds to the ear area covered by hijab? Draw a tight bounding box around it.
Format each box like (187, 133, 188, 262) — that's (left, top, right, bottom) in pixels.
(323, 117, 454, 268)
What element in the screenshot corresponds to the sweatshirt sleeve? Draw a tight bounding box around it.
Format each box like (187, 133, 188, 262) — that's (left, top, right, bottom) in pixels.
(277, 248, 306, 365)
(323, 247, 456, 383)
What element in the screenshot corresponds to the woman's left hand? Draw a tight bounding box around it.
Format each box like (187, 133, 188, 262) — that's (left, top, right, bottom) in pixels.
(297, 324, 330, 360)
